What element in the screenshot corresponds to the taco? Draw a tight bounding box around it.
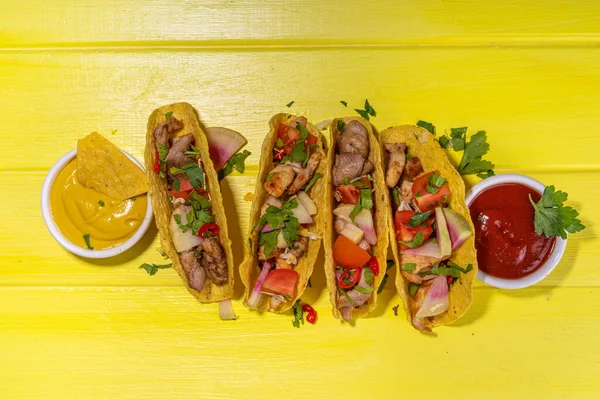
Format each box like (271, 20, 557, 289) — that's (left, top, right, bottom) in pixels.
(145, 102, 234, 302)
(323, 117, 389, 322)
(240, 114, 327, 312)
(380, 125, 477, 332)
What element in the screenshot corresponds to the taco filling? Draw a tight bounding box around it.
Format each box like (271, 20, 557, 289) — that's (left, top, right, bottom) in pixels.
(152, 115, 228, 293)
(385, 142, 473, 331)
(247, 116, 323, 310)
(330, 120, 378, 321)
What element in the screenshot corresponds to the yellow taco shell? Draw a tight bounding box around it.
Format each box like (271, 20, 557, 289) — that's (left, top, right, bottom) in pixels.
(380, 125, 477, 330)
(240, 114, 327, 313)
(144, 102, 234, 302)
(323, 117, 389, 321)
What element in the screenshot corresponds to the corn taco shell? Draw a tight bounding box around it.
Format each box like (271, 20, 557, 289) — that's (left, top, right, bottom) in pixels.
(323, 117, 389, 321)
(240, 114, 327, 313)
(380, 125, 477, 330)
(145, 102, 234, 302)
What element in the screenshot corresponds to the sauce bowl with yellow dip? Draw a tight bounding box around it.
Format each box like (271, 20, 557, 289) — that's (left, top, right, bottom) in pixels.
(41, 149, 153, 258)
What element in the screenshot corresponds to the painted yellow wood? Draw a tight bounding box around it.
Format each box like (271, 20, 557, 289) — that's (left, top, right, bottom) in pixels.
(1, 0, 599, 398)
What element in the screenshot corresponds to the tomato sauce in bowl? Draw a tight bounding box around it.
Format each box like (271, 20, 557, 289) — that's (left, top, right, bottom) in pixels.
(469, 183, 556, 279)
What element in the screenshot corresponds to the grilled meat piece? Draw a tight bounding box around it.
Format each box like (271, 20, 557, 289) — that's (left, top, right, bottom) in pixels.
(199, 237, 228, 285)
(180, 249, 206, 293)
(332, 153, 374, 186)
(385, 143, 407, 188)
(153, 116, 184, 149)
(338, 120, 369, 158)
(402, 155, 424, 182)
(264, 164, 295, 198)
(287, 152, 323, 194)
(165, 134, 195, 170)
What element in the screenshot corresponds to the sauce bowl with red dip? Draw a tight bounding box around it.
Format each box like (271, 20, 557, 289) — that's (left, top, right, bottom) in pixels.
(466, 174, 567, 289)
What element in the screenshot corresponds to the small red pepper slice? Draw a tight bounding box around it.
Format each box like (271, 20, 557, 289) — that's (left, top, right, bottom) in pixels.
(153, 151, 160, 174)
(273, 147, 285, 161)
(337, 267, 361, 289)
(302, 304, 318, 325)
(198, 223, 220, 238)
(447, 276, 454, 285)
(367, 256, 379, 276)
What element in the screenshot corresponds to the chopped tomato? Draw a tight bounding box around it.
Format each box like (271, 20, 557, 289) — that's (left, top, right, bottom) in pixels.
(394, 210, 434, 245)
(262, 269, 298, 298)
(306, 134, 318, 146)
(335, 178, 371, 205)
(277, 123, 301, 155)
(333, 236, 371, 269)
(367, 256, 379, 276)
(335, 185, 360, 205)
(169, 188, 208, 201)
(411, 171, 451, 212)
(153, 151, 160, 174)
(173, 175, 194, 192)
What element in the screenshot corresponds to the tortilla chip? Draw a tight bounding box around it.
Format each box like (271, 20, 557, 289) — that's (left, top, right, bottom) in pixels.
(323, 117, 389, 321)
(379, 125, 478, 330)
(145, 103, 234, 302)
(239, 114, 328, 313)
(77, 132, 148, 201)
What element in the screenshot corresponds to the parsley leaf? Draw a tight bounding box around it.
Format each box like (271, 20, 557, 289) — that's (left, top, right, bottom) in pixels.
(275, 138, 284, 147)
(354, 285, 374, 294)
(430, 261, 473, 278)
(408, 282, 419, 297)
(529, 185, 585, 239)
(292, 299, 304, 328)
(364, 99, 376, 117)
(139, 263, 172, 276)
(355, 108, 370, 120)
(158, 144, 169, 162)
(458, 131, 495, 175)
(401, 263, 417, 273)
(304, 173, 323, 192)
(165, 111, 173, 120)
(350, 188, 373, 220)
(83, 234, 93, 250)
(340, 101, 348, 107)
(399, 231, 424, 248)
(364, 267, 374, 285)
(407, 211, 432, 228)
(286, 101, 295, 108)
(290, 140, 309, 163)
(259, 230, 279, 261)
(219, 150, 251, 181)
(337, 120, 345, 133)
(391, 187, 400, 206)
(183, 144, 201, 157)
(416, 120, 436, 135)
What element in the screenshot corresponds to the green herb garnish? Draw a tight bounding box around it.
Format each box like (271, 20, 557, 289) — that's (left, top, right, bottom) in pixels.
(337, 120, 345, 133)
(304, 173, 323, 192)
(425, 172, 446, 195)
(98, 200, 105, 207)
(256, 198, 301, 258)
(338, 287, 354, 305)
(430, 261, 473, 278)
(286, 101, 295, 108)
(408, 282, 419, 297)
(439, 127, 495, 177)
(165, 111, 173, 120)
(139, 263, 172, 276)
(219, 150, 251, 181)
(340, 101, 348, 107)
(354, 286, 374, 294)
(401, 263, 417, 273)
(377, 261, 395, 294)
(275, 138, 284, 147)
(407, 211, 432, 228)
(416, 120, 436, 135)
(183, 144, 201, 157)
(364, 99, 376, 117)
(529, 185, 585, 239)
(83, 234, 93, 250)
(399, 231, 424, 249)
(265, 172, 275, 182)
(292, 299, 304, 328)
(391, 188, 400, 206)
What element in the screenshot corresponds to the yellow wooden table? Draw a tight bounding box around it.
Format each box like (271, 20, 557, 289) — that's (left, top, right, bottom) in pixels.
(1, 1, 598, 398)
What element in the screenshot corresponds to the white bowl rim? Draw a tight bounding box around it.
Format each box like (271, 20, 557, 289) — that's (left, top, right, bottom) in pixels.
(465, 173, 567, 289)
(41, 148, 153, 259)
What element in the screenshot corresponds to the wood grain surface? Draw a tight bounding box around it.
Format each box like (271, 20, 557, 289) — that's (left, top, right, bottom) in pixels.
(0, 1, 598, 399)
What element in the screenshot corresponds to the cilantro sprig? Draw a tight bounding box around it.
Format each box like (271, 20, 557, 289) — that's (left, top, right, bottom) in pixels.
(175, 192, 214, 235)
(399, 231, 424, 249)
(139, 263, 172, 276)
(377, 261, 395, 294)
(407, 211, 432, 228)
(218, 150, 251, 181)
(354, 99, 377, 121)
(428, 261, 473, 278)
(438, 127, 495, 178)
(256, 198, 301, 259)
(83, 234, 93, 250)
(292, 299, 304, 328)
(529, 185, 585, 239)
(349, 186, 373, 220)
(304, 173, 323, 192)
(416, 120, 436, 135)
(170, 162, 205, 188)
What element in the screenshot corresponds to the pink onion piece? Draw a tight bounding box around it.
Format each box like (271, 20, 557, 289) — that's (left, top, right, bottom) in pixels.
(219, 299, 238, 321)
(247, 261, 273, 309)
(415, 275, 449, 319)
(401, 239, 441, 258)
(262, 223, 282, 233)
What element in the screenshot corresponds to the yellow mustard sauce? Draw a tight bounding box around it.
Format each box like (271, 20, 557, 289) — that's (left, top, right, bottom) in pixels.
(50, 159, 148, 250)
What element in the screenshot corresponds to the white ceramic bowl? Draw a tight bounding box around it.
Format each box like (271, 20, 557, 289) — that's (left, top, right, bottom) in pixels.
(465, 174, 567, 289)
(41, 149, 153, 259)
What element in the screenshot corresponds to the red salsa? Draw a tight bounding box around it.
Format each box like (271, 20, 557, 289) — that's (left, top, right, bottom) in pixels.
(469, 183, 555, 279)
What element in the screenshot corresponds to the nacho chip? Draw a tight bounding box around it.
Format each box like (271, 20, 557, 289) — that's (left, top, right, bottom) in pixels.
(379, 125, 478, 330)
(77, 132, 148, 201)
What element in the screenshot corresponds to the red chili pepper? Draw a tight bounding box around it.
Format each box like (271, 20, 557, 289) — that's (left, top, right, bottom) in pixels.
(337, 267, 361, 289)
(273, 147, 285, 161)
(447, 276, 454, 285)
(153, 151, 160, 174)
(367, 256, 379, 276)
(198, 223, 220, 238)
(302, 304, 317, 324)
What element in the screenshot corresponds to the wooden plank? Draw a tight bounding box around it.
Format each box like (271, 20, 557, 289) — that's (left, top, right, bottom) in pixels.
(0, 170, 593, 287)
(1, 48, 600, 171)
(0, 286, 598, 399)
(1, 0, 600, 46)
